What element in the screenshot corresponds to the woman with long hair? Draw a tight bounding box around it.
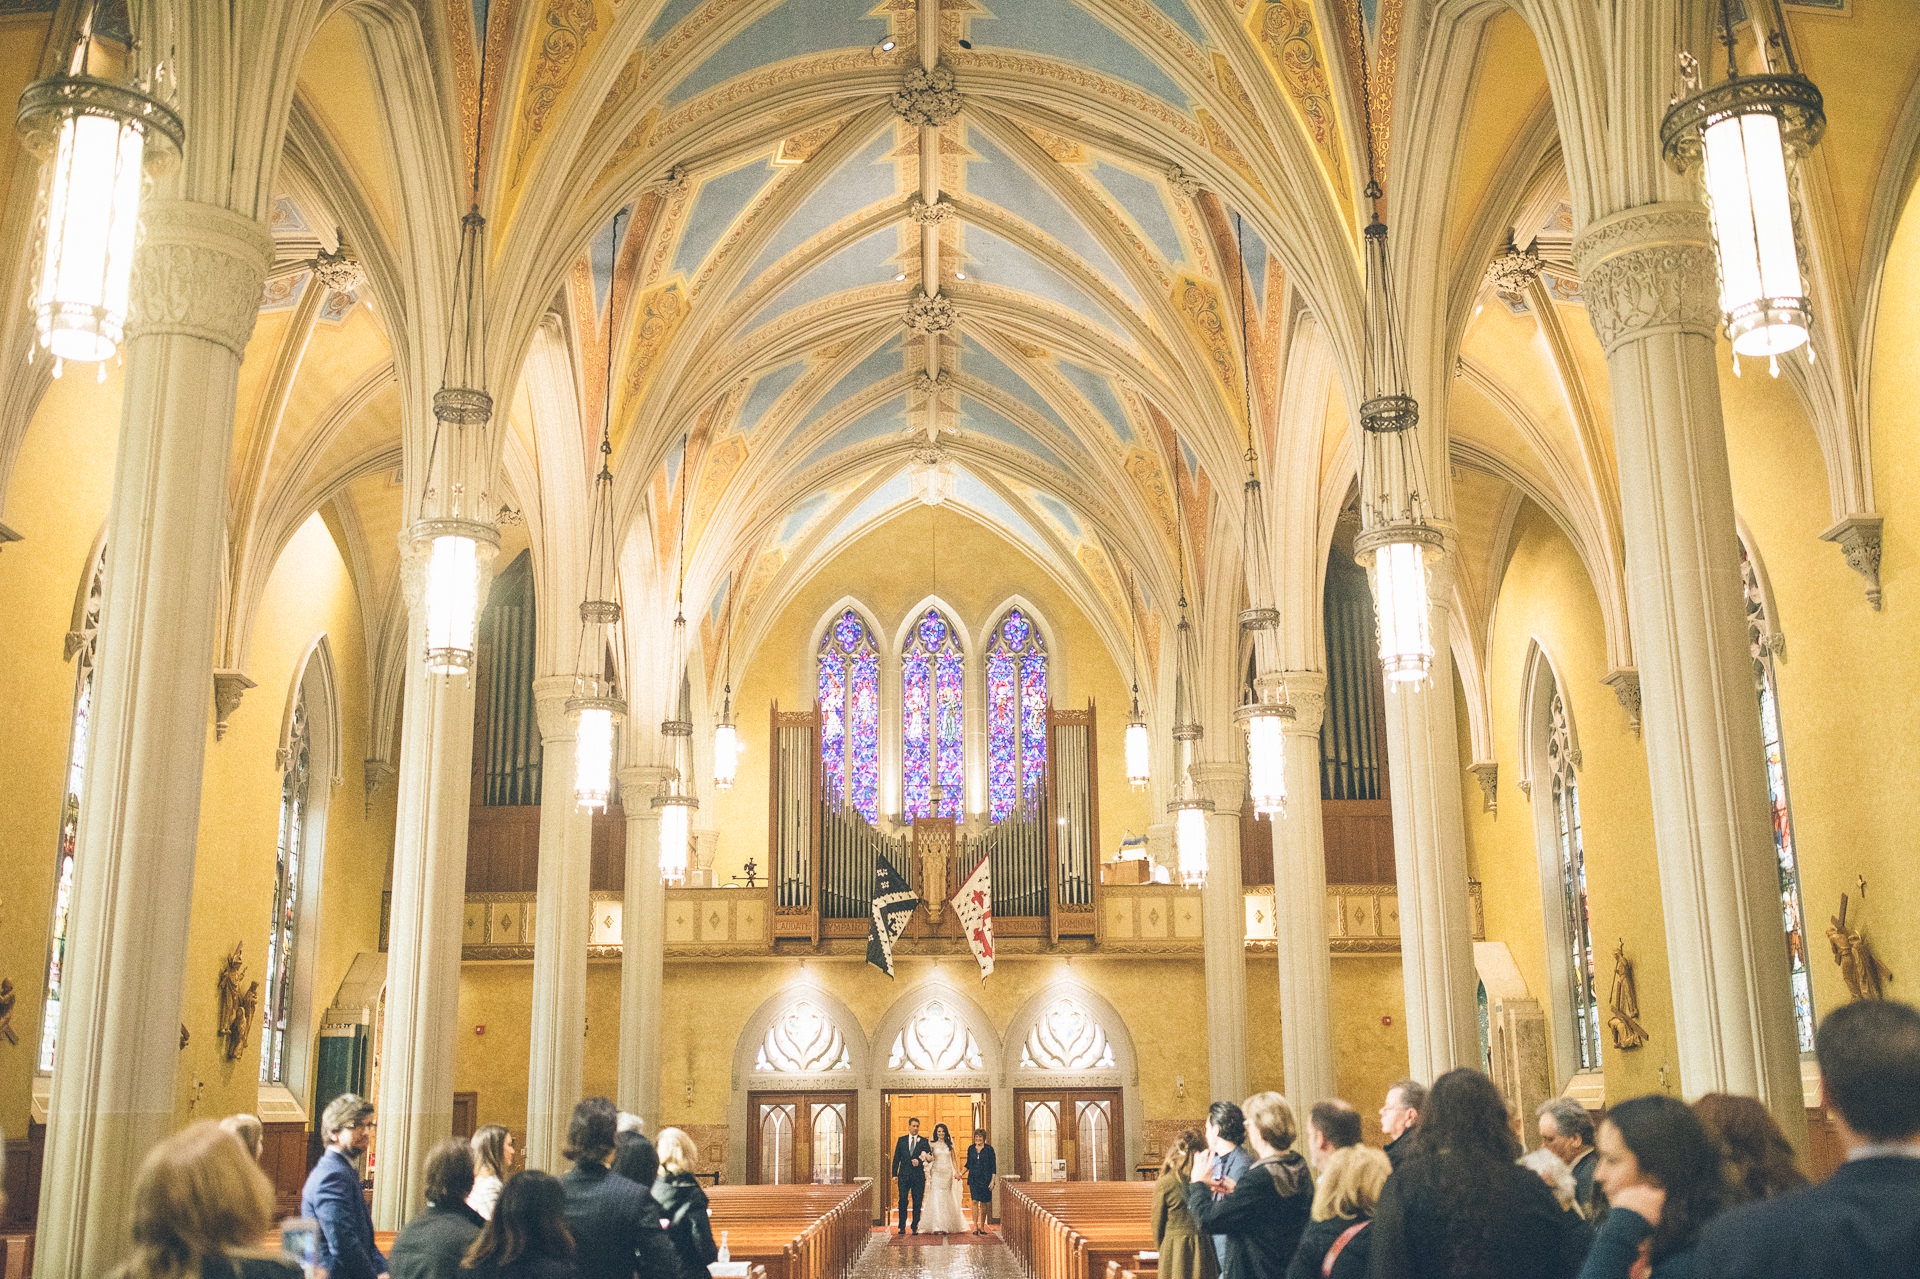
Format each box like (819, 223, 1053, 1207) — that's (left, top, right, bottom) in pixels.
(1152, 1132, 1217, 1279)
(460, 1170, 576, 1279)
(1692, 1093, 1807, 1204)
(1577, 1096, 1730, 1279)
(921, 1122, 969, 1235)
(110, 1121, 299, 1279)
(1286, 1144, 1390, 1279)
(468, 1125, 516, 1221)
(1368, 1070, 1587, 1279)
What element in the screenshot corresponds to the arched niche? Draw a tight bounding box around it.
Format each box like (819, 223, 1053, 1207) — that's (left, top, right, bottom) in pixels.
(726, 984, 872, 1186)
(1001, 982, 1142, 1179)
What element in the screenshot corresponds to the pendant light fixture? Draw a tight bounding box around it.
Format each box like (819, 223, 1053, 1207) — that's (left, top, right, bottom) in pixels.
(712, 588, 739, 792)
(1166, 469, 1210, 887)
(16, 3, 182, 376)
(1228, 213, 1294, 817)
(415, 41, 497, 676)
(653, 433, 697, 884)
(1122, 566, 1151, 792)
(1662, 0, 1824, 373)
(568, 212, 628, 810)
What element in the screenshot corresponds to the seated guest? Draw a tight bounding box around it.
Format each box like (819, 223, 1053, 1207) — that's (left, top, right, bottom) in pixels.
(1578, 1095, 1727, 1279)
(111, 1121, 300, 1279)
(469, 1125, 516, 1222)
(392, 1139, 486, 1279)
(301, 1094, 386, 1279)
(1691, 1094, 1806, 1205)
(219, 1114, 264, 1163)
(1187, 1092, 1314, 1279)
(653, 1129, 718, 1279)
(558, 1098, 661, 1279)
(1307, 1101, 1363, 1172)
(1695, 1000, 1920, 1279)
(461, 1171, 578, 1279)
(1377, 1081, 1424, 1169)
(1537, 1098, 1601, 1217)
(1519, 1147, 1591, 1227)
(1286, 1144, 1389, 1279)
(1367, 1069, 1586, 1279)
(1152, 1132, 1218, 1279)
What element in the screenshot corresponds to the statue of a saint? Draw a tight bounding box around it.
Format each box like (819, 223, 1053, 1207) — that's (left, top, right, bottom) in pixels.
(1828, 890, 1893, 1001)
(1608, 939, 1650, 1050)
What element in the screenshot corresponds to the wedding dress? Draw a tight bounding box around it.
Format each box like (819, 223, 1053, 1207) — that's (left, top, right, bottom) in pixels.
(921, 1140, 969, 1233)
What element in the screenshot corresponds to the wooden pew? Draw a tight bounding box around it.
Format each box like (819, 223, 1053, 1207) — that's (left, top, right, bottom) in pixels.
(1001, 1182, 1157, 1279)
(703, 1180, 872, 1279)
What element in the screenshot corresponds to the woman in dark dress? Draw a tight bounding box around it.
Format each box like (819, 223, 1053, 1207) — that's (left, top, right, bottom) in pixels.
(965, 1128, 998, 1234)
(460, 1172, 578, 1279)
(652, 1128, 718, 1279)
(1287, 1145, 1390, 1279)
(1576, 1096, 1730, 1279)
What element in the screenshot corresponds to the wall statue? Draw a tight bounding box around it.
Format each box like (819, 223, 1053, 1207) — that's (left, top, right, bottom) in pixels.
(1607, 939, 1650, 1050)
(0, 977, 16, 1046)
(1828, 883, 1893, 1001)
(217, 942, 260, 1061)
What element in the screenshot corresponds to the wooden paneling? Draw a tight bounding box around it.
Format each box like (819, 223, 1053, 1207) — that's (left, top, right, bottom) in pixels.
(1323, 799, 1396, 883)
(1240, 807, 1274, 887)
(466, 805, 540, 892)
(260, 1121, 311, 1220)
(453, 1092, 478, 1139)
(590, 807, 627, 890)
(0, 1125, 41, 1231)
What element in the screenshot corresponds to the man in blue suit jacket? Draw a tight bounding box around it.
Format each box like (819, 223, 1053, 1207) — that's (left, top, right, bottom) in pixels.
(1696, 999, 1920, 1279)
(302, 1093, 388, 1279)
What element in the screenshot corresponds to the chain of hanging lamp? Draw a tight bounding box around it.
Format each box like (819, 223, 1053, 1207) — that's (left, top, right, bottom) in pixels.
(653, 432, 697, 884)
(1122, 565, 1151, 792)
(712, 585, 740, 791)
(1167, 449, 1211, 887)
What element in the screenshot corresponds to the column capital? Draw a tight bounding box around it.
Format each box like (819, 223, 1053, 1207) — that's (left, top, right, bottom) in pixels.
(618, 764, 674, 800)
(1189, 760, 1247, 813)
(1572, 202, 1719, 355)
(129, 200, 273, 356)
(532, 675, 578, 741)
(1281, 670, 1327, 736)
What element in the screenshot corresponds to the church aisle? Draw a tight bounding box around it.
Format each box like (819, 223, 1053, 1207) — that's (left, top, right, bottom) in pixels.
(857, 1229, 1021, 1279)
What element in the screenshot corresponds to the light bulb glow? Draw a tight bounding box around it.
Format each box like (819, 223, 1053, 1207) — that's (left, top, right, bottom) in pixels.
(422, 532, 481, 674)
(32, 111, 146, 364)
(1175, 803, 1209, 888)
(653, 792, 697, 886)
(1372, 539, 1434, 683)
(1243, 709, 1287, 817)
(713, 720, 739, 791)
(570, 700, 620, 810)
(1701, 110, 1807, 357)
(1123, 719, 1151, 791)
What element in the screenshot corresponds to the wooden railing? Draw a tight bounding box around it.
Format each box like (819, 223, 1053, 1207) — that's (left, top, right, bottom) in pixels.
(1001, 1181, 1157, 1279)
(705, 1180, 873, 1279)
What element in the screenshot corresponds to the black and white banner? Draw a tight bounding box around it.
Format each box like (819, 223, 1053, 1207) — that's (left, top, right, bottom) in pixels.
(866, 853, 919, 978)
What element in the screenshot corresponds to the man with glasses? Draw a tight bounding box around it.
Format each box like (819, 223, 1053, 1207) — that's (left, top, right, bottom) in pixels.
(303, 1093, 387, 1279)
(1378, 1079, 1425, 1169)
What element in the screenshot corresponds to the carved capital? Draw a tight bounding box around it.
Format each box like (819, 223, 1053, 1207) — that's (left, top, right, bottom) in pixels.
(1485, 241, 1543, 297)
(893, 63, 961, 127)
(1571, 203, 1719, 355)
(311, 245, 365, 295)
(363, 758, 394, 816)
(532, 674, 581, 741)
(617, 764, 676, 806)
(1280, 670, 1327, 736)
(908, 196, 954, 225)
(212, 669, 255, 741)
(129, 200, 274, 356)
(1468, 761, 1498, 814)
(1188, 760, 1248, 815)
(649, 165, 691, 196)
(1820, 514, 1884, 610)
(1601, 667, 1643, 738)
(1164, 164, 1201, 198)
(904, 287, 956, 334)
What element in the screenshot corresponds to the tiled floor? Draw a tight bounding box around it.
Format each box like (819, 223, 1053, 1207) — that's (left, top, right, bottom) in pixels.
(852, 1229, 1022, 1279)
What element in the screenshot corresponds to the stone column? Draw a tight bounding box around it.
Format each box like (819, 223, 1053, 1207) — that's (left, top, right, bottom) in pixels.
(1380, 558, 1481, 1082)
(524, 678, 592, 1170)
(1574, 204, 1802, 1123)
(1273, 673, 1336, 1113)
(373, 560, 487, 1227)
(34, 201, 271, 1279)
(618, 763, 674, 1125)
(1190, 760, 1248, 1105)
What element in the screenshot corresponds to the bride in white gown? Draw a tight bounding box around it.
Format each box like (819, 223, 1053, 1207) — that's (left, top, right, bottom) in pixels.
(921, 1124, 970, 1235)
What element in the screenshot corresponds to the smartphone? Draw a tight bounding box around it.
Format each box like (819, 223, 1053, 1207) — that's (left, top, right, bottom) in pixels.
(281, 1218, 320, 1275)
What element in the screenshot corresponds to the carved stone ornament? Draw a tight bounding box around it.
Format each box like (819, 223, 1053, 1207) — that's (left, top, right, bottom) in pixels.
(1164, 164, 1201, 198)
(892, 63, 961, 127)
(1820, 514, 1884, 610)
(0, 520, 20, 553)
(216, 942, 260, 1062)
(1601, 667, 1643, 738)
(0, 977, 16, 1046)
(1571, 204, 1720, 356)
(1485, 239, 1544, 297)
(1829, 883, 1894, 1002)
(1468, 761, 1498, 814)
(212, 670, 256, 741)
(649, 164, 691, 196)
(913, 368, 951, 395)
(310, 245, 365, 295)
(1607, 939, 1650, 1050)
(128, 200, 275, 357)
(908, 196, 954, 224)
(1280, 673, 1328, 737)
(904, 287, 956, 334)
(363, 758, 393, 816)
(496, 503, 526, 527)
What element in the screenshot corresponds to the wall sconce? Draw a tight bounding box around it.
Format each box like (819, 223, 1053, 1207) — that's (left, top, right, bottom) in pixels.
(1175, 1073, 1186, 1100)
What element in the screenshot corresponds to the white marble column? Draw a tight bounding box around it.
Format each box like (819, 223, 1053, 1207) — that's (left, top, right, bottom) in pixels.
(1190, 760, 1248, 1105)
(1273, 673, 1336, 1113)
(1380, 558, 1481, 1082)
(617, 763, 674, 1125)
(525, 678, 592, 1170)
(1574, 204, 1802, 1122)
(35, 201, 271, 1279)
(373, 560, 489, 1227)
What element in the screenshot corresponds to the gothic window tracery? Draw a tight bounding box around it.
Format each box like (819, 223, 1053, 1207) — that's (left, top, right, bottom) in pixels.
(1019, 996, 1116, 1071)
(754, 999, 853, 1073)
(818, 609, 880, 822)
(986, 608, 1048, 821)
(887, 999, 982, 1072)
(902, 608, 963, 819)
(1546, 686, 1602, 1073)
(262, 691, 310, 1084)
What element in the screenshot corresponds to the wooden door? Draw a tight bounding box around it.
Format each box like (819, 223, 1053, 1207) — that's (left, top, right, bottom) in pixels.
(1014, 1088, 1122, 1182)
(879, 1091, 988, 1218)
(747, 1091, 857, 1185)
(452, 1092, 478, 1140)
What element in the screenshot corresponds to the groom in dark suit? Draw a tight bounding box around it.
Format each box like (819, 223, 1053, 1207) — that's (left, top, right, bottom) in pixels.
(891, 1117, 930, 1234)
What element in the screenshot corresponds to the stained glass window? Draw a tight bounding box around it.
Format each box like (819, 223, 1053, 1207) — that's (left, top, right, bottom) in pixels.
(818, 610, 880, 821)
(986, 608, 1048, 821)
(1742, 543, 1815, 1052)
(262, 690, 310, 1084)
(902, 608, 963, 819)
(1546, 681, 1602, 1072)
(40, 543, 105, 1073)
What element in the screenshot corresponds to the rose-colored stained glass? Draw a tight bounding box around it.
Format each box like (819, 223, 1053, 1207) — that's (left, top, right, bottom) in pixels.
(987, 609, 1048, 821)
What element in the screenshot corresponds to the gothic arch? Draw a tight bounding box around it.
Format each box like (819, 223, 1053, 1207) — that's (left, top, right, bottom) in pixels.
(726, 983, 874, 1187)
(1001, 981, 1143, 1177)
(280, 633, 344, 786)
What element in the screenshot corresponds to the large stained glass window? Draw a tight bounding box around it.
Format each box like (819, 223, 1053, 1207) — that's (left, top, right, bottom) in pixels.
(986, 608, 1048, 820)
(1546, 679, 1601, 1072)
(262, 689, 310, 1084)
(1741, 543, 1815, 1052)
(818, 609, 880, 821)
(902, 608, 963, 819)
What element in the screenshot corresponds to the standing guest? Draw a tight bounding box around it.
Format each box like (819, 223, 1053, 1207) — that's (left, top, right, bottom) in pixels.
(1520, 1147, 1595, 1249)
(654, 1129, 717, 1279)
(1538, 1099, 1601, 1217)
(1691, 1094, 1806, 1205)
(964, 1127, 997, 1234)
(616, 1113, 645, 1135)
(1188, 1092, 1315, 1279)
(1366, 1069, 1585, 1279)
(890, 1118, 930, 1234)
(220, 1114, 265, 1163)
(1154, 1132, 1218, 1279)
(1694, 1000, 1920, 1279)
(557, 1098, 659, 1279)
(609, 1131, 679, 1279)
(1577, 1095, 1728, 1279)
(1203, 1101, 1252, 1277)
(610, 1130, 659, 1189)
(460, 1171, 579, 1279)
(469, 1126, 517, 1222)
(391, 1139, 486, 1279)
(1307, 1102, 1363, 1172)
(1376, 1082, 1424, 1170)
(302, 1094, 387, 1279)
(1287, 1144, 1390, 1279)
(109, 1120, 300, 1279)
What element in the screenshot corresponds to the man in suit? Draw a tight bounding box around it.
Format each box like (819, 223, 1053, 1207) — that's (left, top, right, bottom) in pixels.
(891, 1118, 930, 1234)
(301, 1093, 387, 1279)
(1378, 1078, 1424, 1168)
(1696, 999, 1920, 1279)
(559, 1096, 674, 1279)
(1536, 1097, 1600, 1217)
(388, 1138, 484, 1279)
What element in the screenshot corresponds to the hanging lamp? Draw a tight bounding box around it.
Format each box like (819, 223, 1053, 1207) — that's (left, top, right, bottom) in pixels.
(1228, 213, 1294, 817)
(654, 433, 698, 884)
(713, 589, 740, 792)
(568, 212, 629, 810)
(1661, 0, 1824, 372)
(1165, 474, 1210, 887)
(16, 3, 182, 375)
(1122, 568, 1151, 792)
